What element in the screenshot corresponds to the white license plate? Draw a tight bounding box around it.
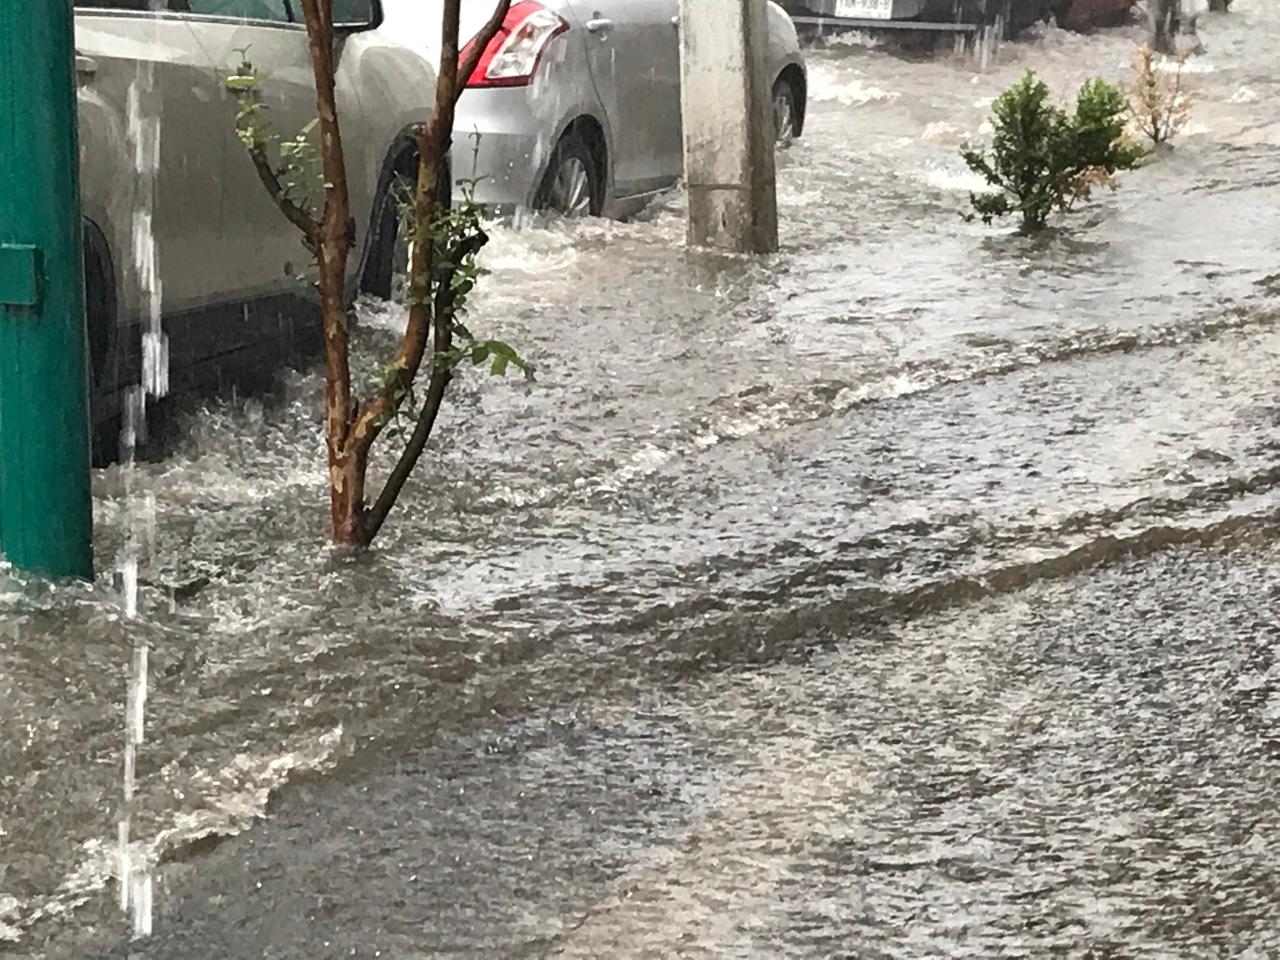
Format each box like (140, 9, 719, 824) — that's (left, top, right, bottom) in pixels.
(834, 0, 895, 18)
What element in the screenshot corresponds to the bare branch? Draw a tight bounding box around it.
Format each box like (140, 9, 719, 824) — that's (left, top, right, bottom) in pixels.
(347, 0, 510, 460)
(243, 142, 321, 251)
(228, 63, 322, 249)
(362, 366, 450, 541)
(363, 226, 488, 540)
(457, 0, 513, 100)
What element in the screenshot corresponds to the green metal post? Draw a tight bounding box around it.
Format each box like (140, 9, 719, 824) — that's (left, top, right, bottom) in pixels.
(0, 0, 94, 579)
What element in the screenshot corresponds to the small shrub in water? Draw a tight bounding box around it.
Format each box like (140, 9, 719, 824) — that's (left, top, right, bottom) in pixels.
(1126, 45, 1193, 146)
(961, 71, 1146, 232)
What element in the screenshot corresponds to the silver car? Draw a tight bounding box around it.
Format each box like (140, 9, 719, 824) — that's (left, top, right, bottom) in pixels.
(75, 0, 429, 434)
(74, 0, 805, 435)
(432, 0, 809, 217)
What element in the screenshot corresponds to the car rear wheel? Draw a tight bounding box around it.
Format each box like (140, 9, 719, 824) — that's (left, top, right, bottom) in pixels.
(535, 131, 601, 218)
(772, 77, 801, 146)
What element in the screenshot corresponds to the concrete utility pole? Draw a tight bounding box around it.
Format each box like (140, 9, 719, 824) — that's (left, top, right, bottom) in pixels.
(679, 0, 779, 254)
(0, 0, 95, 579)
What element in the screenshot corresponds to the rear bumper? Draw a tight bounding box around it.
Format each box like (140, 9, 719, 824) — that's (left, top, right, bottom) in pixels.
(780, 0, 1133, 31)
(450, 126, 546, 214)
(451, 88, 557, 215)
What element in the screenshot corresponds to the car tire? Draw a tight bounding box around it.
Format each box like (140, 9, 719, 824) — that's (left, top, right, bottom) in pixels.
(772, 76, 801, 146)
(361, 157, 451, 302)
(534, 131, 601, 218)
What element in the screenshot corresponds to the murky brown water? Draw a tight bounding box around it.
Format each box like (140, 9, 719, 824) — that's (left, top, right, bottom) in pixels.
(4, 4, 1280, 956)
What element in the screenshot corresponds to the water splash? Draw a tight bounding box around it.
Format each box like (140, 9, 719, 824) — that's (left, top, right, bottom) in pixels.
(805, 62, 899, 106)
(955, 20, 1002, 70)
(115, 0, 170, 940)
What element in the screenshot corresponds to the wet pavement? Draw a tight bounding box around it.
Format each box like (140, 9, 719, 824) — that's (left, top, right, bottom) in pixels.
(4, 2, 1280, 956)
(88, 538, 1280, 958)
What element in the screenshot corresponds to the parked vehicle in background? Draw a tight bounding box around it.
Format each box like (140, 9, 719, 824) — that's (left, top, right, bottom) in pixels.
(74, 0, 805, 446)
(1056, 0, 1135, 29)
(74, 0, 430, 444)
(778, 0, 1135, 35)
(399, 0, 809, 220)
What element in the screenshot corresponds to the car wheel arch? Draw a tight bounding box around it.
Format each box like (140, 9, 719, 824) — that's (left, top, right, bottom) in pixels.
(81, 216, 117, 390)
(549, 115, 609, 209)
(775, 62, 807, 138)
(359, 127, 457, 297)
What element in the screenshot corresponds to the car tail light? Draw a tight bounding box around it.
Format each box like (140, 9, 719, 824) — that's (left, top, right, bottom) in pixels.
(462, 1, 569, 89)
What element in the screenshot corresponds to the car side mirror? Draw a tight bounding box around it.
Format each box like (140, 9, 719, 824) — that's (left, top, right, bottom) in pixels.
(333, 0, 381, 33)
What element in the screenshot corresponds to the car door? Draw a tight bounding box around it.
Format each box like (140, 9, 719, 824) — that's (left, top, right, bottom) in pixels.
(177, 0, 317, 305)
(73, 0, 231, 313)
(180, 1, 378, 304)
(562, 0, 681, 196)
(648, 0, 683, 181)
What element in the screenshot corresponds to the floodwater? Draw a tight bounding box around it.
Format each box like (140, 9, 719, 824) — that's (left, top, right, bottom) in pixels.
(4, 3, 1280, 957)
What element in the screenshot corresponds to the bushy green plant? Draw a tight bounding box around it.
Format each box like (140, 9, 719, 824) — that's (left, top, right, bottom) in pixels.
(961, 71, 1147, 232)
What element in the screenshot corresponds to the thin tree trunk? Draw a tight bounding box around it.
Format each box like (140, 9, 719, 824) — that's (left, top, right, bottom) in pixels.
(299, 0, 360, 543)
(290, 0, 510, 548)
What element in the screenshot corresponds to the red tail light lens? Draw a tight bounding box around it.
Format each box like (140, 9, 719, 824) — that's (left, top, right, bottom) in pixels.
(462, 1, 570, 89)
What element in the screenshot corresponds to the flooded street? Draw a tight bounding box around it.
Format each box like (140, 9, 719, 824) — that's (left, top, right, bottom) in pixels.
(4, 3, 1280, 956)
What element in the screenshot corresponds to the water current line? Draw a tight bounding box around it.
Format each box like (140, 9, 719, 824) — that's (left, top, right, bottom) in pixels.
(116, 0, 170, 940)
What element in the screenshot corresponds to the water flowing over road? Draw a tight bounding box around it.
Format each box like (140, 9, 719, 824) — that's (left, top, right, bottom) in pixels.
(3, 4, 1280, 956)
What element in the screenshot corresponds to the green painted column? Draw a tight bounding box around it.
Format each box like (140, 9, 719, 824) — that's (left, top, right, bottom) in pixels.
(0, 0, 94, 580)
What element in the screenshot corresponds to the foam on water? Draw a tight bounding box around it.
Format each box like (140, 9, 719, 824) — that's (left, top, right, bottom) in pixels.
(920, 121, 968, 143)
(820, 28, 881, 50)
(5, 728, 346, 942)
(919, 163, 999, 194)
(480, 218, 585, 273)
(1156, 55, 1217, 74)
(805, 63, 899, 106)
